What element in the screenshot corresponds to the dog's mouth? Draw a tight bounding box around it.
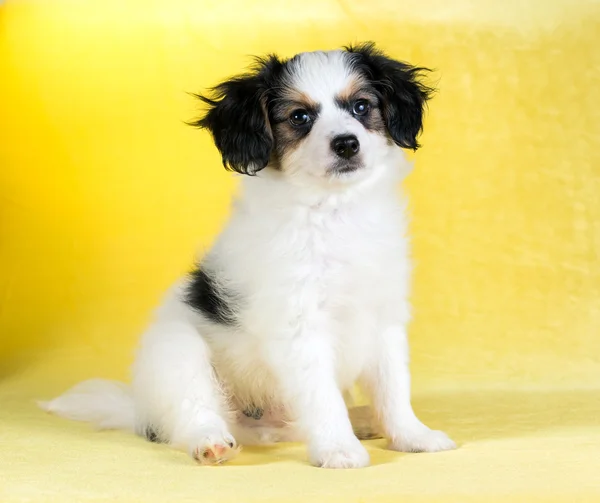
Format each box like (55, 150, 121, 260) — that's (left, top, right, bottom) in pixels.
(329, 158, 363, 175)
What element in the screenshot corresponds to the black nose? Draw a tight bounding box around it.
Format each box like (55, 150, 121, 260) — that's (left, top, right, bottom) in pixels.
(331, 134, 360, 159)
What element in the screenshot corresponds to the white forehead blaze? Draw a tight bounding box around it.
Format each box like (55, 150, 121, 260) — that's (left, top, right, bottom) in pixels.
(286, 50, 357, 104)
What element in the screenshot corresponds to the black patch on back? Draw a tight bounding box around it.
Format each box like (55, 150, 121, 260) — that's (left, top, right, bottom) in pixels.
(185, 267, 237, 325)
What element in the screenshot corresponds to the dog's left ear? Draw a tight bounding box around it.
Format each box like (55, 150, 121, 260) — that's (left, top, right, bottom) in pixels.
(190, 56, 283, 175)
(345, 43, 434, 150)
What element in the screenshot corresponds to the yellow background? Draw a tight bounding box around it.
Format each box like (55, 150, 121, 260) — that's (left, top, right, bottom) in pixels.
(1, 0, 599, 501)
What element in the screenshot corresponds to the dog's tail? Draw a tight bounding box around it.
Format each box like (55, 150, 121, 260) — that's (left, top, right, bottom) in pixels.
(39, 379, 135, 432)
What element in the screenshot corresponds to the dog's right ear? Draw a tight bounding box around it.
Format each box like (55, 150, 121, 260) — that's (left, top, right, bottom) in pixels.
(190, 56, 283, 175)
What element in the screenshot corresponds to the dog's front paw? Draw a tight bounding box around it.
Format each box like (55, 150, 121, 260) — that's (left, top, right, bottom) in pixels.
(309, 438, 370, 469)
(189, 427, 240, 465)
(390, 424, 456, 453)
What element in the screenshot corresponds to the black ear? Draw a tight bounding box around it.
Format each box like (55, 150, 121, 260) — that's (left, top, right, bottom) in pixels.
(190, 56, 283, 175)
(345, 42, 434, 150)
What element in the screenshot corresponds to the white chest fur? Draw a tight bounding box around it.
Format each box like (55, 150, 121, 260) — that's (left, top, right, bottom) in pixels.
(198, 172, 411, 403)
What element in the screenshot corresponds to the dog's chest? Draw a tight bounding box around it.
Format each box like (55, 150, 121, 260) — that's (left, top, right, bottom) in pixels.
(302, 205, 407, 368)
(206, 198, 407, 402)
(294, 205, 390, 289)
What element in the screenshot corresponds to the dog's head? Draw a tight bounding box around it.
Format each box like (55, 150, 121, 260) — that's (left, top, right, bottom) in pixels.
(192, 43, 433, 187)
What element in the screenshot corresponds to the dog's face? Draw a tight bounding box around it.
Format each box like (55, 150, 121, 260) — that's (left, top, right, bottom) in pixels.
(193, 43, 433, 188)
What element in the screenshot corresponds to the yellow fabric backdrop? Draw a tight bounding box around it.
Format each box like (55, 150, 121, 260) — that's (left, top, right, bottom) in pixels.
(1, 0, 599, 501)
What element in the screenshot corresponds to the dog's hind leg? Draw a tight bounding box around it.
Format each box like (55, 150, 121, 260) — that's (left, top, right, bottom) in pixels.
(132, 293, 239, 465)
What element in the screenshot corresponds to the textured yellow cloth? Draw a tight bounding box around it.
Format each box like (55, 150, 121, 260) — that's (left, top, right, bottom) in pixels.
(1, 0, 599, 501)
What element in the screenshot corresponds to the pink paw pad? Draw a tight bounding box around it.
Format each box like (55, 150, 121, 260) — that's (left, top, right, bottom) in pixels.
(192, 439, 239, 465)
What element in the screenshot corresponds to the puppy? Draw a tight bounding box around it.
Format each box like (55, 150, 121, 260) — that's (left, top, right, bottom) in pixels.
(42, 42, 456, 468)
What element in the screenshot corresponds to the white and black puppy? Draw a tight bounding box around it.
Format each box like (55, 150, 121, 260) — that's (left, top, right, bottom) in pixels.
(42, 42, 456, 469)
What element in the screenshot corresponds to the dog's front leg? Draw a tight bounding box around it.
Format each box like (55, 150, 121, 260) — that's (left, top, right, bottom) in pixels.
(361, 325, 456, 453)
(267, 333, 369, 469)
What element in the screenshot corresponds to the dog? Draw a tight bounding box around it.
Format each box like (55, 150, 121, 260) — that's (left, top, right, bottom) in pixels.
(41, 42, 456, 469)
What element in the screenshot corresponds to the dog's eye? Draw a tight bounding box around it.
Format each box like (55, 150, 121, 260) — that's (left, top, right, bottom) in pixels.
(352, 99, 370, 116)
(289, 109, 311, 127)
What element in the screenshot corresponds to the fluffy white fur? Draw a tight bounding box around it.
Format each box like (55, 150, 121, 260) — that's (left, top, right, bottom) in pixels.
(42, 48, 455, 468)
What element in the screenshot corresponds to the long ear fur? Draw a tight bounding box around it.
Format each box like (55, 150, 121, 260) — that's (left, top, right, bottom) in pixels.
(189, 55, 284, 175)
(345, 42, 435, 150)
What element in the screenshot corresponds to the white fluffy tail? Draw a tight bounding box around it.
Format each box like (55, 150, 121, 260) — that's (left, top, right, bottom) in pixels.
(39, 379, 135, 432)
